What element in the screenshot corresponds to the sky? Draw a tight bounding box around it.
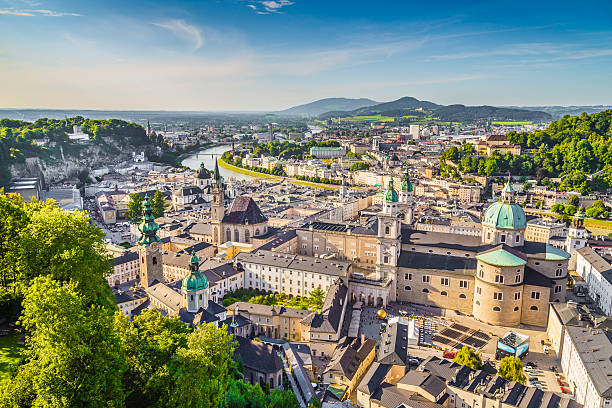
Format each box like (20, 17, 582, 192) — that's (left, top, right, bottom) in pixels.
(1, 0, 611, 110)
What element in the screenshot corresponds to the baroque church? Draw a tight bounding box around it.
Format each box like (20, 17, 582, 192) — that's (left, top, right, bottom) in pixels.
(294, 172, 570, 327)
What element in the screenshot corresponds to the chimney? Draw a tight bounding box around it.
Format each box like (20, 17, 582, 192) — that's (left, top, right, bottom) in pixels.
(361, 332, 365, 345)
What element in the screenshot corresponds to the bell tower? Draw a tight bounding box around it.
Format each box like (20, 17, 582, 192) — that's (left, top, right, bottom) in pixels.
(138, 195, 163, 289)
(376, 177, 401, 293)
(182, 252, 209, 313)
(566, 206, 587, 270)
(399, 167, 414, 224)
(210, 158, 225, 245)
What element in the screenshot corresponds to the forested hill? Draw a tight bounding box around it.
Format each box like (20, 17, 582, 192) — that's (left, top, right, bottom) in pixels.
(440, 110, 612, 193)
(0, 117, 149, 187)
(318, 96, 551, 122)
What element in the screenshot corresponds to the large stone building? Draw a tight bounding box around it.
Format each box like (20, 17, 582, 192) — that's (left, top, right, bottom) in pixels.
(209, 161, 269, 246)
(278, 173, 569, 327)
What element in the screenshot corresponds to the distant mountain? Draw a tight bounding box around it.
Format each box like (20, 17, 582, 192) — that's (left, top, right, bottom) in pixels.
(275, 98, 379, 117)
(317, 96, 551, 122)
(434, 105, 552, 122)
(353, 96, 440, 115)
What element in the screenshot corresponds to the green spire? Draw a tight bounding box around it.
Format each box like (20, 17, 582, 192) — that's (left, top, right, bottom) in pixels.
(384, 177, 399, 202)
(401, 167, 413, 193)
(138, 195, 161, 245)
(182, 250, 208, 292)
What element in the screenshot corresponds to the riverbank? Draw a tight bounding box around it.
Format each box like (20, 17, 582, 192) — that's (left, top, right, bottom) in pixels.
(218, 158, 337, 190)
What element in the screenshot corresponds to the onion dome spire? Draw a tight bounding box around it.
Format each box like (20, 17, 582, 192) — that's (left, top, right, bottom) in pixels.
(138, 195, 161, 245)
(384, 177, 399, 203)
(401, 167, 413, 193)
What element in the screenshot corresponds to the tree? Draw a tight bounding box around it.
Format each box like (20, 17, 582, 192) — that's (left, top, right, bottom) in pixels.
(151, 190, 166, 218)
(564, 204, 577, 216)
(452, 346, 482, 370)
(128, 192, 143, 221)
(308, 396, 322, 408)
(568, 194, 580, 207)
(551, 203, 565, 214)
(15, 200, 114, 308)
(163, 323, 236, 408)
(0, 277, 126, 407)
(114, 308, 190, 408)
(269, 389, 300, 408)
(308, 286, 325, 310)
(497, 356, 526, 384)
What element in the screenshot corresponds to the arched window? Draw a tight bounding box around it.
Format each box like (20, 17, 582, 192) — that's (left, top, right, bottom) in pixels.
(245, 229, 250, 243)
(385, 226, 390, 235)
(493, 306, 501, 311)
(152, 257, 157, 265)
(234, 229, 240, 242)
(226, 229, 231, 242)
(459, 294, 466, 299)
(422, 288, 429, 293)
(404, 286, 411, 291)
(530, 306, 538, 311)
(441, 291, 447, 296)
(255, 228, 260, 236)
(513, 306, 519, 311)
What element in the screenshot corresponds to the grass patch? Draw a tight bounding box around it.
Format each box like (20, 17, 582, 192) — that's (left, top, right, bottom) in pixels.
(218, 159, 337, 190)
(585, 218, 612, 234)
(334, 114, 394, 123)
(0, 334, 23, 382)
(491, 121, 533, 126)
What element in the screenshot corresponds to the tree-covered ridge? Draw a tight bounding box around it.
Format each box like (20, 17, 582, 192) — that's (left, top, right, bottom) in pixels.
(0, 116, 148, 187)
(442, 110, 612, 193)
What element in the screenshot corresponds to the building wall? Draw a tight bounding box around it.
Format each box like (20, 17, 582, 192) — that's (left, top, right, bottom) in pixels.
(576, 250, 612, 316)
(473, 262, 524, 326)
(108, 258, 140, 286)
(396, 267, 474, 314)
(561, 328, 606, 408)
(244, 367, 283, 390)
(546, 305, 565, 358)
(519, 284, 550, 326)
(297, 229, 378, 268)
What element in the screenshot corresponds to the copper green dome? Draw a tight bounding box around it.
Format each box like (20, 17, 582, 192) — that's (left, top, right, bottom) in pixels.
(483, 201, 526, 230)
(182, 253, 208, 291)
(384, 177, 399, 202)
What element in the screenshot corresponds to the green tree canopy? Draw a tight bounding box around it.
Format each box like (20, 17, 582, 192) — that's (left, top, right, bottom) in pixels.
(151, 190, 167, 218)
(128, 193, 143, 221)
(0, 276, 126, 407)
(568, 194, 580, 207)
(453, 346, 483, 370)
(497, 356, 526, 384)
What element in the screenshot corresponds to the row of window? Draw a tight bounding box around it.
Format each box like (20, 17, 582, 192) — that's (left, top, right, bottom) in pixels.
(403, 286, 467, 298)
(411, 274, 469, 288)
(475, 301, 539, 312)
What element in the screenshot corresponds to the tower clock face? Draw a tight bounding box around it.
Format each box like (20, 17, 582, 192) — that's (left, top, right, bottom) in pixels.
(150, 242, 159, 250)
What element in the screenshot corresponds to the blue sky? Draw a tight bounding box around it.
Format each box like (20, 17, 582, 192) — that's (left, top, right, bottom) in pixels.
(1, 0, 611, 110)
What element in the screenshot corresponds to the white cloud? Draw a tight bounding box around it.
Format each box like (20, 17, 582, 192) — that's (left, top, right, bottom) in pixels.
(247, 0, 294, 14)
(0, 8, 80, 16)
(153, 19, 203, 50)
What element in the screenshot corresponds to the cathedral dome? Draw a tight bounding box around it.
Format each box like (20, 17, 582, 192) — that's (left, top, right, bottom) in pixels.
(483, 201, 526, 230)
(182, 270, 208, 291)
(181, 253, 208, 291)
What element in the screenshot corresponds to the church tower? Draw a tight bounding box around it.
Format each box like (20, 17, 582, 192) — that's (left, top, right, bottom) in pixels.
(182, 252, 209, 313)
(210, 159, 225, 245)
(399, 167, 414, 224)
(566, 206, 587, 270)
(376, 178, 401, 293)
(138, 195, 163, 289)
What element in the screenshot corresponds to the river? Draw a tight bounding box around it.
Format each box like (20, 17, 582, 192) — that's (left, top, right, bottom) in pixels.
(181, 144, 256, 181)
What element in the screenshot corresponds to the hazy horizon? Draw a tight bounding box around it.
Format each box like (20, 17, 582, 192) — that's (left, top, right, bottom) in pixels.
(1, 0, 611, 110)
